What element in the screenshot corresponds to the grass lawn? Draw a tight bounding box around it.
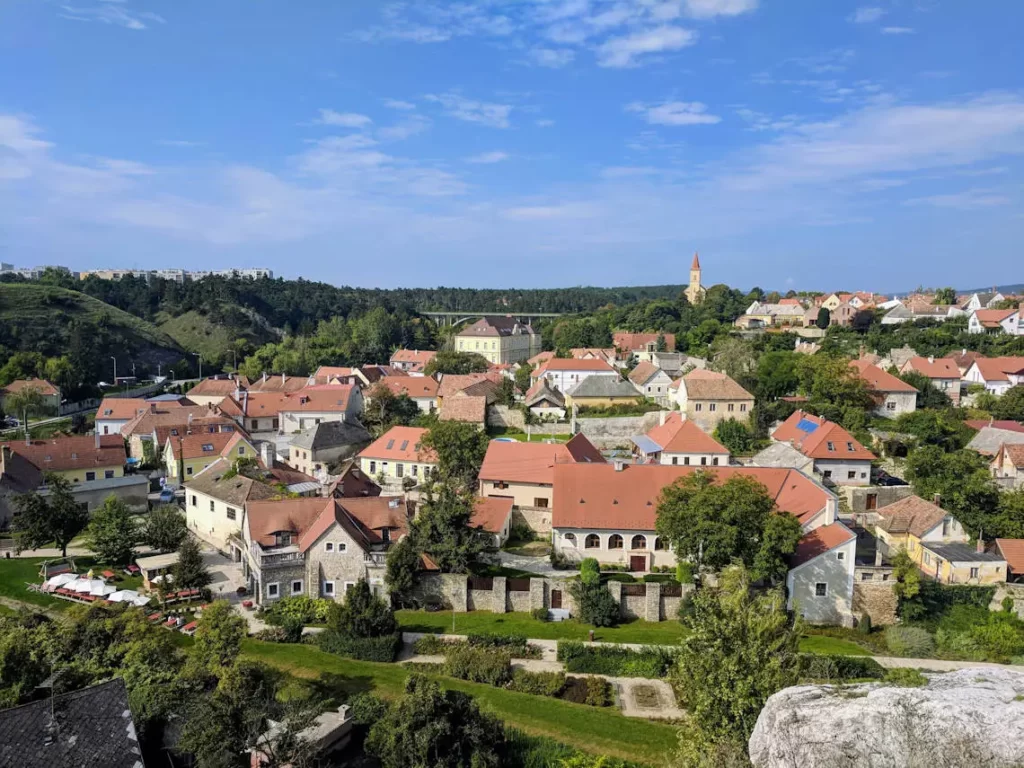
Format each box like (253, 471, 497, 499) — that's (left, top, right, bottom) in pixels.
(798, 634, 872, 657)
(486, 428, 572, 443)
(0, 556, 145, 612)
(242, 639, 679, 764)
(502, 540, 551, 557)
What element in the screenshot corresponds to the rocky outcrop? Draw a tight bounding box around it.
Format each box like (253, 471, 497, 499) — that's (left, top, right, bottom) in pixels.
(749, 668, 1024, 768)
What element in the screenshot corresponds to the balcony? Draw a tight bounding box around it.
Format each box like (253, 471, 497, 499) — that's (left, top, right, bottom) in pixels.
(251, 543, 304, 569)
(364, 552, 387, 567)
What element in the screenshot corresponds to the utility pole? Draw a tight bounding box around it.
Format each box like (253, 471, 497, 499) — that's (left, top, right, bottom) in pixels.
(110, 356, 117, 387)
(193, 352, 202, 380)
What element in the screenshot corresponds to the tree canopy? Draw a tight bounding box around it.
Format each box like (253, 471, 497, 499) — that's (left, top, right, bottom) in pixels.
(86, 495, 139, 565)
(12, 474, 89, 557)
(411, 483, 489, 574)
(422, 420, 490, 488)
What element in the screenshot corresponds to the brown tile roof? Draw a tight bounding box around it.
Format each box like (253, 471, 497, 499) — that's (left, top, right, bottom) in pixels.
(527, 351, 555, 367)
(974, 308, 1017, 328)
(247, 497, 329, 548)
(534, 358, 617, 375)
(0, 446, 42, 492)
(552, 464, 831, 530)
(995, 444, 1024, 468)
(439, 394, 487, 424)
(120, 404, 220, 437)
(679, 369, 754, 401)
(328, 460, 382, 498)
(480, 433, 604, 485)
(375, 377, 439, 399)
(152, 417, 241, 447)
(390, 349, 437, 368)
(217, 387, 356, 419)
(3, 434, 125, 473)
(525, 379, 564, 408)
(628, 361, 662, 386)
(644, 412, 729, 455)
(472, 496, 513, 534)
(358, 425, 436, 463)
(849, 359, 918, 393)
(876, 495, 950, 538)
(186, 377, 249, 397)
(964, 419, 1024, 433)
(613, 332, 676, 352)
(168, 431, 251, 460)
(950, 350, 982, 370)
(968, 357, 1024, 383)
(247, 374, 311, 393)
(903, 356, 959, 379)
(185, 458, 281, 506)
(96, 398, 149, 421)
(996, 539, 1024, 576)
(772, 410, 876, 461)
(2, 378, 58, 397)
(296, 496, 411, 553)
(790, 522, 857, 567)
(437, 372, 503, 400)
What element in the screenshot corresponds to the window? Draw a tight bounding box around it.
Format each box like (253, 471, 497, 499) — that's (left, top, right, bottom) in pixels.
(712, 457, 719, 466)
(836, 551, 845, 561)
(201, 443, 214, 452)
(631, 535, 647, 550)
(847, 471, 856, 480)
(186, 466, 193, 476)
(85, 471, 96, 481)
(412, 465, 418, 477)
(71, 452, 78, 460)
(700, 457, 707, 466)
(608, 534, 623, 549)
(170, 429, 179, 436)
(563, 533, 577, 547)
(396, 463, 404, 478)
(267, 583, 280, 598)
(238, 446, 245, 455)
(534, 498, 549, 508)
(823, 470, 832, 479)
(654, 537, 668, 551)
(923, 552, 931, 565)
(970, 567, 979, 580)
(826, 442, 835, 452)
(846, 442, 854, 452)
(226, 507, 236, 521)
(695, 403, 702, 411)
(740, 403, 747, 412)
(671, 457, 678, 465)
(369, 461, 376, 474)
(942, 519, 950, 537)
(191, 495, 197, 507)
(338, 543, 347, 552)
(323, 581, 335, 596)
(585, 534, 600, 549)
(728, 403, 734, 412)
(861, 572, 873, 581)
(325, 542, 334, 553)
(684, 456, 690, 466)
(344, 582, 356, 594)
(709, 403, 716, 412)
(885, 401, 897, 411)
(209, 500, 215, 512)
(290, 580, 303, 595)
(814, 583, 828, 597)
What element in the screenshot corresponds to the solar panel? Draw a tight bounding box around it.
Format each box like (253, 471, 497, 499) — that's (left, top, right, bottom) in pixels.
(795, 418, 819, 434)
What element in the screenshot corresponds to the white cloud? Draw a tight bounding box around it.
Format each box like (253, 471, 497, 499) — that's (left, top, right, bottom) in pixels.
(682, 0, 758, 19)
(905, 189, 1011, 210)
(849, 7, 886, 24)
(627, 100, 721, 126)
(465, 151, 510, 164)
(536, 119, 556, 127)
(881, 26, 915, 35)
(58, 3, 165, 30)
(157, 139, 205, 148)
(597, 25, 697, 68)
(424, 94, 513, 128)
(377, 115, 432, 141)
(528, 47, 576, 68)
(315, 110, 373, 128)
(501, 203, 598, 221)
(383, 99, 416, 112)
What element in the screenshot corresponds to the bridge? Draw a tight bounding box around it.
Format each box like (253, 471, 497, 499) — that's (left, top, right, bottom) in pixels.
(420, 310, 565, 327)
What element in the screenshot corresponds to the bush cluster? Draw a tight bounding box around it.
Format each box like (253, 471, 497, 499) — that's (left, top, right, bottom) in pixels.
(443, 645, 514, 686)
(507, 669, 567, 697)
(934, 604, 1024, 662)
(467, 632, 542, 658)
(318, 632, 402, 662)
(557, 641, 675, 679)
(259, 596, 333, 626)
(412, 634, 454, 655)
(531, 607, 550, 622)
(559, 675, 613, 706)
(883, 625, 936, 658)
(798, 654, 885, 681)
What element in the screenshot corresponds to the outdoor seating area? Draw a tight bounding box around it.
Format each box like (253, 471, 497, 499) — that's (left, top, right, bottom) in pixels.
(42, 572, 151, 607)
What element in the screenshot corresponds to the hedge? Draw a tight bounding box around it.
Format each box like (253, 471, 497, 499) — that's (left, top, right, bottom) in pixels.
(443, 645, 513, 686)
(508, 669, 567, 697)
(798, 654, 885, 681)
(318, 630, 401, 662)
(556, 641, 676, 679)
(467, 633, 542, 659)
(259, 596, 333, 626)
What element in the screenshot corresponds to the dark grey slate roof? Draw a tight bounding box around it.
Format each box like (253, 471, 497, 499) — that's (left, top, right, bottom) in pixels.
(567, 377, 641, 399)
(922, 542, 1006, 564)
(289, 419, 372, 452)
(0, 678, 145, 768)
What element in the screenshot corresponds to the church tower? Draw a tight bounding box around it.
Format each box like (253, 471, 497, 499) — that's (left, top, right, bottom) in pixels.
(685, 252, 705, 304)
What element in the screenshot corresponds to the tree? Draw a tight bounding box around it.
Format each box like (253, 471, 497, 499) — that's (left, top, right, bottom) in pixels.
(905, 447, 999, 536)
(143, 504, 189, 552)
(933, 287, 957, 305)
(424, 350, 490, 376)
(815, 307, 830, 329)
(991, 385, 1024, 421)
(411, 483, 488, 573)
(898, 370, 951, 410)
(364, 383, 421, 437)
(422, 420, 490, 488)
(991, 489, 1024, 540)
(86, 495, 138, 565)
(384, 537, 420, 606)
(365, 675, 505, 768)
(568, 579, 620, 627)
(4, 385, 49, 439)
(192, 600, 247, 670)
(713, 418, 756, 455)
(892, 410, 974, 452)
(655, 472, 802, 583)
(330, 578, 397, 638)
(655, 333, 668, 352)
(173, 535, 212, 590)
(670, 566, 801, 764)
(754, 350, 800, 401)
(890, 549, 923, 619)
(709, 337, 756, 389)
(495, 377, 516, 407)
(514, 364, 533, 395)
(12, 474, 89, 557)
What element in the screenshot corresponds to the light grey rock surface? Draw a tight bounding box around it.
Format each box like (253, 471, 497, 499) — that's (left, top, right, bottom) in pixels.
(748, 667, 1024, 768)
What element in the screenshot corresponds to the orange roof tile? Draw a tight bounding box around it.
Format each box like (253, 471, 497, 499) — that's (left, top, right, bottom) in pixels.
(168, 431, 250, 460)
(374, 377, 438, 399)
(2, 378, 59, 397)
(552, 464, 831, 531)
(247, 497, 330, 548)
(876, 495, 949, 538)
(974, 308, 1016, 328)
(790, 523, 856, 567)
(471, 496, 513, 534)
(964, 419, 1024, 433)
(4, 435, 125, 473)
(996, 539, 1024, 575)
(613, 332, 676, 352)
(96, 398, 149, 421)
(534, 358, 617, 374)
(644, 412, 728, 455)
(849, 359, 918, 393)
(186, 377, 249, 397)
(389, 349, 437, 367)
(247, 374, 311, 393)
(439, 394, 487, 424)
(968, 357, 1024, 383)
(358, 426, 436, 463)
(772, 410, 876, 461)
(479, 434, 604, 485)
(121, 405, 220, 437)
(437, 372, 503, 399)
(995, 444, 1024, 468)
(903, 356, 959, 379)
(679, 369, 753, 401)
(628, 361, 661, 386)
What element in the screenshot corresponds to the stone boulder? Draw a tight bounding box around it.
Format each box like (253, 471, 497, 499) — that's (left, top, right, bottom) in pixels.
(748, 667, 1024, 768)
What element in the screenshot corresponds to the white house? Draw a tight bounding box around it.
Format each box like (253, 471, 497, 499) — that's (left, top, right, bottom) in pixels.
(627, 362, 674, 404)
(631, 411, 730, 467)
(849, 360, 917, 418)
(532, 358, 619, 393)
(184, 458, 280, 556)
(968, 307, 1022, 336)
(963, 357, 1024, 395)
(961, 292, 1005, 312)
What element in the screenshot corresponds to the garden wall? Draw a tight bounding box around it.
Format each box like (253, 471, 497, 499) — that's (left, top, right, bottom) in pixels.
(512, 505, 552, 534)
(852, 582, 898, 626)
(576, 412, 665, 449)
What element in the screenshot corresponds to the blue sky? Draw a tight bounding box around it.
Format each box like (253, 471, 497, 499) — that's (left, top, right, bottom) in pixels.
(1, 0, 1022, 292)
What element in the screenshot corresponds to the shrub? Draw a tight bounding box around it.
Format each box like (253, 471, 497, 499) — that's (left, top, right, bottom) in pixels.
(798, 654, 885, 681)
(318, 631, 401, 662)
(584, 676, 613, 707)
(549, 549, 572, 570)
(857, 614, 872, 635)
(467, 633, 541, 658)
(443, 645, 513, 686)
(253, 627, 289, 643)
(884, 625, 935, 658)
(882, 668, 928, 687)
(569, 580, 620, 627)
(557, 642, 675, 679)
(508, 669, 566, 697)
(603, 573, 636, 583)
(1003, 596, 1016, 613)
(676, 561, 694, 584)
(531, 607, 549, 622)
(261, 595, 333, 626)
(580, 558, 601, 585)
(280, 616, 304, 643)
(402, 661, 445, 675)
(642, 574, 681, 585)
(413, 634, 456, 655)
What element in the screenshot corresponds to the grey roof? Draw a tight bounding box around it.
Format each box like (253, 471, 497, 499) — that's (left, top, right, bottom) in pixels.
(457, 316, 536, 337)
(0, 678, 145, 768)
(651, 353, 706, 376)
(921, 542, 1006, 564)
(567, 377, 641, 399)
(967, 427, 1024, 456)
(290, 419, 372, 452)
(751, 442, 814, 469)
(525, 380, 564, 409)
(185, 457, 280, 505)
(631, 434, 663, 454)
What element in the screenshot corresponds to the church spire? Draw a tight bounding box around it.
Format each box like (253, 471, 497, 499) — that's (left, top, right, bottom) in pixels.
(691, 252, 700, 270)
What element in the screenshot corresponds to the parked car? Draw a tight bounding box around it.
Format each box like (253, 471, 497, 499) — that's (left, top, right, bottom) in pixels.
(158, 488, 179, 504)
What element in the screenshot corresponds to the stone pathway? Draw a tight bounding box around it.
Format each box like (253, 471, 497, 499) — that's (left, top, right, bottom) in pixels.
(495, 551, 561, 576)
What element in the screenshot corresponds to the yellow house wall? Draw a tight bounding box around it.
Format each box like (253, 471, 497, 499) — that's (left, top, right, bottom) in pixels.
(168, 441, 257, 482)
(53, 465, 125, 483)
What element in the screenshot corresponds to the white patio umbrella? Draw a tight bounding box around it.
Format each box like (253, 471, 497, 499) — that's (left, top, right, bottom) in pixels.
(130, 595, 151, 607)
(67, 578, 92, 593)
(46, 573, 78, 587)
(90, 583, 117, 597)
(107, 590, 136, 603)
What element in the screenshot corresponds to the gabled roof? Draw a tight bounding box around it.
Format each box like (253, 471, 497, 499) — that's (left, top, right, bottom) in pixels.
(472, 496, 513, 534)
(374, 377, 439, 399)
(358, 425, 436, 463)
(996, 539, 1024, 575)
(328, 460, 382, 498)
(967, 357, 1024, 383)
(439, 394, 487, 424)
(876, 495, 950, 538)
(168, 431, 251, 461)
(964, 419, 1024, 433)
(552, 464, 832, 531)
(790, 522, 856, 568)
(903, 356, 959, 379)
(679, 369, 754, 401)
(3, 435, 126, 473)
(247, 374, 311, 393)
(186, 457, 281, 505)
(96, 397, 149, 421)
(751, 441, 815, 470)
(921, 541, 1005, 564)
(479, 433, 604, 485)
(187, 376, 249, 396)
(390, 349, 437, 368)
(0, 678, 144, 768)
(950, 349, 982, 370)
(967, 426, 1024, 456)
(994, 443, 1024, 469)
(642, 412, 728, 455)
(437, 372, 503, 399)
(566, 376, 639, 399)
(247, 497, 330, 548)
(296, 496, 411, 552)
(313, 366, 359, 381)
(121, 404, 219, 437)
(289, 420, 372, 452)
(628, 361, 665, 387)
(972, 308, 1017, 328)
(1, 378, 59, 397)
(535, 358, 617, 374)
(612, 332, 676, 352)
(849, 359, 918, 393)
(218, 387, 356, 419)
(456, 316, 535, 337)
(772, 410, 876, 461)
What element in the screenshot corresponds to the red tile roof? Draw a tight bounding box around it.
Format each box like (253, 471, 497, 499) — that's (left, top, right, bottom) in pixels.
(679, 369, 754, 401)
(313, 366, 359, 381)
(186, 377, 249, 397)
(534, 358, 617, 374)
(2, 378, 59, 397)
(974, 308, 1017, 328)
(472, 496, 513, 534)
(996, 539, 1024, 576)
(247, 374, 311, 393)
(613, 332, 676, 352)
(390, 349, 437, 367)
(121, 405, 221, 437)
(552, 464, 831, 531)
(479, 434, 604, 485)
(374, 377, 439, 399)
(295, 496, 411, 552)
(358, 426, 436, 463)
(4, 435, 125, 473)
(849, 359, 918, 393)
(772, 410, 876, 461)
(96, 398, 149, 421)
(167, 431, 250, 460)
(437, 372, 503, 400)
(790, 523, 856, 568)
(903, 356, 959, 379)
(644, 412, 728, 455)
(628, 361, 662, 386)
(217, 387, 356, 419)
(964, 419, 1024, 433)
(995, 444, 1024, 468)
(247, 498, 330, 548)
(967, 357, 1024, 383)
(876, 495, 949, 538)
(439, 394, 487, 424)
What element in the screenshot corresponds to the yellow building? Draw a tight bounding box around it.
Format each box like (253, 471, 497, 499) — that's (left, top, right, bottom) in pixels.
(684, 252, 706, 305)
(165, 431, 257, 483)
(0, 435, 125, 483)
(918, 542, 1007, 585)
(455, 316, 540, 364)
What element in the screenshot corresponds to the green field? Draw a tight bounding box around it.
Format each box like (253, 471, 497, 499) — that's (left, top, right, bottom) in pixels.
(797, 634, 873, 656)
(157, 306, 276, 365)
(0, 556, 144, 612)
(242, 639, 680, 764)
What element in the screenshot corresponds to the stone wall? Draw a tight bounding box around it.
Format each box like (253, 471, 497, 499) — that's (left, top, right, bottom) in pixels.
(622, 594, 645, 619)
(512, 506, 552, 534)
(852, 582, 899, 626)
(992, 583, 1024, 616)
(487, 405, 525, 429)
(661, 595, 682, 621)
(410, 573, 469, 612)
(843, 485, 915, 516)
(467, 588, 493, 612)
(575, 412, 665, 449)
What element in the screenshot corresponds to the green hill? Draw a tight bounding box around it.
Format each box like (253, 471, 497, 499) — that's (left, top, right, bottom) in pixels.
(157, 305, 279, 367)
(0, 282, 186, 371)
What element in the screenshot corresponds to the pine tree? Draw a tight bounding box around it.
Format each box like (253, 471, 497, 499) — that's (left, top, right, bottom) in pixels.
(173, 535, 212, 590)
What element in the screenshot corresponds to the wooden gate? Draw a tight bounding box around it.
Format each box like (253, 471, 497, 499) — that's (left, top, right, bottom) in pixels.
(630, 555, 647, 572)
(550, 589, 562, 609)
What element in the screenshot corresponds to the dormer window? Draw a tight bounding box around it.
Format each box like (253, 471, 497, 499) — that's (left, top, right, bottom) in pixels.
(170, 429, 179, 436)
(202, 443, 214, 452)
(846, 442, 854, 452)
(826, 442, 835, 452)
(44, 455, 51, 462)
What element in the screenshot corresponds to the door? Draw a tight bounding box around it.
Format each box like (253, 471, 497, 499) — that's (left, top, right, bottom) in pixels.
(550, 589, 562, 609)
(630, 555, 647, 572)
(866, 493, 878, 511)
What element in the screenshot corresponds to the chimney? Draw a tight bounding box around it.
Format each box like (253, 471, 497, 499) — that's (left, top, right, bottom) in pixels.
(613, 459, 625, 472)
(187, 413, 194, 424)
(977, 536, 985, 554)
(95, 432, 101, 449)
(258, 441, 275, 468)
(262, 372, 267, 383)
(928, 355, 934, 364)
(659, 411, 667, 426)
(281, 372, 286, 385)
(933, 493, 941, 506)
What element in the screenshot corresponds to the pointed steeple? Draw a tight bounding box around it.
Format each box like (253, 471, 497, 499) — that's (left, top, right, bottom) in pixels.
(691, 252, 701, 270)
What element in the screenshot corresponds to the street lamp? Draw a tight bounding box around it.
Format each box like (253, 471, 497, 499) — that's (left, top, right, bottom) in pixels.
(110, 356, 117, 387)
(193, 352, 202, 380)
